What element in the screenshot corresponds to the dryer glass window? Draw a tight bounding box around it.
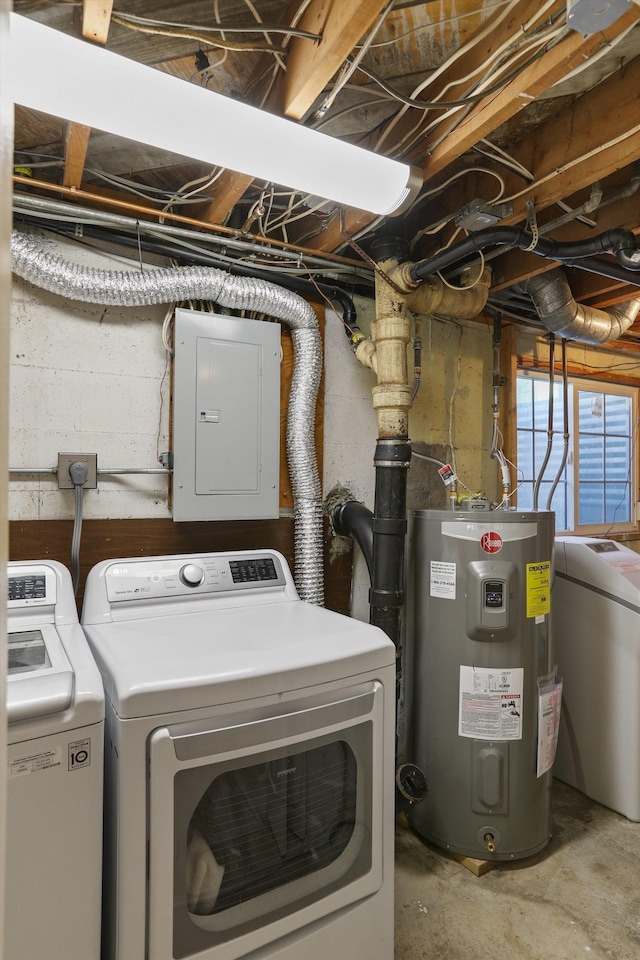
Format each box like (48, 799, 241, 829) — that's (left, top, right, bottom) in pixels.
(166, 709, 376, 960)
(186, 741, 356, 916)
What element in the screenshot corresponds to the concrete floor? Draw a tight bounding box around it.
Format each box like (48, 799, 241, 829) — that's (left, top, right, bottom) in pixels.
(394, 780, 640, 960)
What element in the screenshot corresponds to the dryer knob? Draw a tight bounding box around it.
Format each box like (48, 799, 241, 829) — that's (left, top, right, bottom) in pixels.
(179, 563, 205, 587)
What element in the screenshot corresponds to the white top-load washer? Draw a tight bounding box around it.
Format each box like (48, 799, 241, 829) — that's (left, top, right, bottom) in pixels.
(81, 549, 396, 960)
(552, 537, 640, 820)
(5, 560, 104, 960)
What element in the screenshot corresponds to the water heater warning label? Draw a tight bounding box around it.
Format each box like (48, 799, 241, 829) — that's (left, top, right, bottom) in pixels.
(458, 666, 524, 740)
(430, 561, 456, 599)
(526, 561, 551, 618)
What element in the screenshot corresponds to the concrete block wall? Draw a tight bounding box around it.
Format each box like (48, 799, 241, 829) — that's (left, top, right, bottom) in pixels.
(10, 236, 170, 520)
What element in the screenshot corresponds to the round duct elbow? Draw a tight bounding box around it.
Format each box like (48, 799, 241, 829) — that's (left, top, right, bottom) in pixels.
(523, 269, 640, 344)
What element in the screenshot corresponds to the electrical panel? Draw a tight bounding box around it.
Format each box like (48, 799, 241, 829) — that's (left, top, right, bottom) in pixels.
(172, 309, 281, 521)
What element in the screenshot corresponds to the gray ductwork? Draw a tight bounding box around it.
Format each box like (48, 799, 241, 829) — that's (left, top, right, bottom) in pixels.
(10, 229, 324, 605)
(523, 268, 640, 343)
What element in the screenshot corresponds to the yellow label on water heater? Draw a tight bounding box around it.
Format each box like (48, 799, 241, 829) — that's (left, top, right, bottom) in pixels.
(526, 561, 551, 618)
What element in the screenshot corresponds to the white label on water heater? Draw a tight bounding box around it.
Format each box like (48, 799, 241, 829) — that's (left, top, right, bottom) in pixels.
(458, 666, 524, 740)
(430, 561, 456, 599)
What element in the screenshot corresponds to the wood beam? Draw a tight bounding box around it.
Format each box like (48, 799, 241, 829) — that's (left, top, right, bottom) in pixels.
(519, 356, 640, 385)
(420, 5, 640, 180)
(304, 1, 565, 250)
(374, 0, 564, 157)
(82, 0, 114, 45)
(194, 0, 389, 225)
(306, 3, 640, 253)
(62, 122, 93, 189)
(277, 0, 391, 119)
(62, 0, 114, 189)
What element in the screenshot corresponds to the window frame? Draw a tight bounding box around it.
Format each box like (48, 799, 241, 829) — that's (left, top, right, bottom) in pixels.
(516, 368, 638, 536)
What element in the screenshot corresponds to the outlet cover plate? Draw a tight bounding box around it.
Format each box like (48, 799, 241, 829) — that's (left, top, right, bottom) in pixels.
(57, 453, 98, 489)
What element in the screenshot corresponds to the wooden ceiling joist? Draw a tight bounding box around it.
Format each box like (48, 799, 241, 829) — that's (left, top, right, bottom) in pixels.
(370, 0, 565, 158)
(421, 4, 640, 180)
(306, 3, 640, 253)
(276, 0, 391, 119)
(195, 0, 390, 225)
(62, 0, 114, 190)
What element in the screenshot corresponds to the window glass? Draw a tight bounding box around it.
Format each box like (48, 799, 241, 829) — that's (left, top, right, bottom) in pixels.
(516, 373, 636, 534)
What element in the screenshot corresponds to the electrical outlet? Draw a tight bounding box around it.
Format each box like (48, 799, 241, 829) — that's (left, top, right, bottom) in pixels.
(57, 453, 98, 489)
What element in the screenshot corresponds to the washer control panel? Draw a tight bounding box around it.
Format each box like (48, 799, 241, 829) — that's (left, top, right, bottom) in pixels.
(104, 554, 285, 602)
(7, 564, 57, 610)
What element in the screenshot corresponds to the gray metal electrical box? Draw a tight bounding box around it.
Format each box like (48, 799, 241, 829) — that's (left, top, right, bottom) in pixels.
(172, 309, 281, 521)
(567, 0, 631, 34)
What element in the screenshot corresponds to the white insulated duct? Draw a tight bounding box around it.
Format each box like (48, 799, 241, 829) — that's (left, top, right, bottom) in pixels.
(524, 268, 640, 343)
(10, 230, 324, 605)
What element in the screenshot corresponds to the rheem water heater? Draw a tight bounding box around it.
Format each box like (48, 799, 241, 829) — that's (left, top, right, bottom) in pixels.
(407, 509, 556, 860)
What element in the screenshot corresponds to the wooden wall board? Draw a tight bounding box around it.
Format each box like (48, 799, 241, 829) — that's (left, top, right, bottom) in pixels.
(9, 516, 353, 616)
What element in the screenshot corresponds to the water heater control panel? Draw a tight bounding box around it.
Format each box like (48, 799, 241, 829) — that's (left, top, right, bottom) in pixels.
(481, 579, 508, 628)
(467, 561, 517, 641)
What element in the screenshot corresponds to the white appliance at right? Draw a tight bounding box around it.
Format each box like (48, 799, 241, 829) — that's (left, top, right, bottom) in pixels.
(552, 537, 640, 820)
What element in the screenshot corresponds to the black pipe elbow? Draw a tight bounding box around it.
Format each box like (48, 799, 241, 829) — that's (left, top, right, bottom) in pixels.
(544, 228, 639, 265)
(324, 286, 363, 344)
(332, 500, 374, 579)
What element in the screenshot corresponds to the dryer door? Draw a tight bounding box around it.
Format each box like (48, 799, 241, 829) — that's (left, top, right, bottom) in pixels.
(147, 681, 386, 960)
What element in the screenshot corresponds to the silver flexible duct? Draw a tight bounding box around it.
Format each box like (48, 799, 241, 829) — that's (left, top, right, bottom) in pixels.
(523, 268, 640, 343)
(11, 229, 323, 605)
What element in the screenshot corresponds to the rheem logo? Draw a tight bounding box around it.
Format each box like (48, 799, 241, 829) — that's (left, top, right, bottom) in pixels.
(481, 531, 503, 554)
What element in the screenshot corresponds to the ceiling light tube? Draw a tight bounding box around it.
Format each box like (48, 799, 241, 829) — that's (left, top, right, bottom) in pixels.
(10, 13, 422, 216)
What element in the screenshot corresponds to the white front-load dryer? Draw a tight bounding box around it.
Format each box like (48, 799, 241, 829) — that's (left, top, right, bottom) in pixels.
(5, 560, 104, 960)
(81, 549, 396, 960)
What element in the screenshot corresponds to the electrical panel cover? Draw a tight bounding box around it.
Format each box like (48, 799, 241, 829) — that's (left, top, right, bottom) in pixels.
(172, 309, 281, 521)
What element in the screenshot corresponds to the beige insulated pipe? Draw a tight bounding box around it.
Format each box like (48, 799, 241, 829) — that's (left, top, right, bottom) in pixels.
(362, 255, 414, 437)
(355, 257, 492, 423)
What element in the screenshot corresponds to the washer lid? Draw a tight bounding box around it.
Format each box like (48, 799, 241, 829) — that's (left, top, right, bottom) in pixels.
(83, 601, 395, 719)
(555, 537, 640, 610)
(7, 625, 74, 723)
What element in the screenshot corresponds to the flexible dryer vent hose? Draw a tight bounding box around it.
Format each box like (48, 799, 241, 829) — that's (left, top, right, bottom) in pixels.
(10, 229, 324, 605)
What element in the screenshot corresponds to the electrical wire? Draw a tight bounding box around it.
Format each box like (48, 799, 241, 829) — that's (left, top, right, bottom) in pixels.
(68, 460, 89, 596)
(161, 301, 175, 353)
(437, 250, 486, 291)
(354, 40, 560, 113)
(502, 127, 640, 206)
(473, 140, 534, 182)
(312, 96, 397, 132)
(446, 321, 475, 497)
(391, 25, 566, 162)
(373, 0, 563, 154)
(111, 11, 321, 50)
(363, 0, 515, 45)
(376, 14, 565, 160)
(312, 1, 395, 120)
(162, 168, 225, 212)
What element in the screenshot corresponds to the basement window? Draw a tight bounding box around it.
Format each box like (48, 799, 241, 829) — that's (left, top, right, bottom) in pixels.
(516, 372, 638, 534)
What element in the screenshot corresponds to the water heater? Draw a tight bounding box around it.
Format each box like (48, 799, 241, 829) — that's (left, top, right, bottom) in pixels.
(407, 509, 556, 860)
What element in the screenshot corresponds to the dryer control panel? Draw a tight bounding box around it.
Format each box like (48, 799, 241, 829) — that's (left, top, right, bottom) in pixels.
(104, 553, 287, 603)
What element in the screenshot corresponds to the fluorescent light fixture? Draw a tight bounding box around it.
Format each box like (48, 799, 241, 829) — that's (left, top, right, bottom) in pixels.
(10, 13, 421, 216)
